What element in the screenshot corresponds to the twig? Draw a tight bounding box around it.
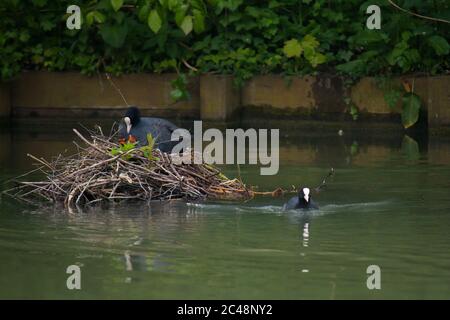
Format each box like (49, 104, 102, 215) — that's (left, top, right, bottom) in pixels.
(388, 0, 450, 24)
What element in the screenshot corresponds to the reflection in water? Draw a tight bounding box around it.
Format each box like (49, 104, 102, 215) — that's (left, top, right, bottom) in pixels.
(302, 222, 310, 248)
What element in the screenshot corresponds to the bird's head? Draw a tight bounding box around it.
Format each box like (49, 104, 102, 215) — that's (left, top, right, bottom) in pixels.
(123, 106, 141, 134)
(299, 187, 311, 203)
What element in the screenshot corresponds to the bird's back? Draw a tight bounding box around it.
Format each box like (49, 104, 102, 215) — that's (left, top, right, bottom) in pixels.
(119, 117, 180, 152)
(283, 196, 319, 210)
(283, 196, 300, 210)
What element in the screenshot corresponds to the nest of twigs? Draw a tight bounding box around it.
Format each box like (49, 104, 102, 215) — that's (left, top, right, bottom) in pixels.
(3, 126, 263, 207)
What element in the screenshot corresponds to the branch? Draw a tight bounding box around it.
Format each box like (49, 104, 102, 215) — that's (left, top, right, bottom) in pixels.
(388, 0, 450, 24)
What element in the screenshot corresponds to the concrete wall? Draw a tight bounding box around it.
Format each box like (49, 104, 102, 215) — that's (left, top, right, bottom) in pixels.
(0, 83, 11, 117)
(426, 76, 450, 131)
(11, 72, 199, 119)
(4, 72, 450, 133)
(242, 75, 316, 110)
(200, 75, 240, 120)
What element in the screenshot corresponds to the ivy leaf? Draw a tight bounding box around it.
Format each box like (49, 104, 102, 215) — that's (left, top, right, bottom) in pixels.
(193, 9, 205, 33)
(180, 15, 193, 35)
(110, 0, 123, 12)
(428, 35, 450, 56)
(301, 34, 319, 50)
(402, 93, 421, 129)
(307, 52, 327, 67)
(336, 59, 366, 76)
(170, 88, 183, 101)
(32, 0, 47, 7)
(99, 23, 128, 48)
(168, 0, 179, 10)
(175, 5, 188, 26)
(86, 11, 105, 26)
(283, 39, 302, 58)
(40, 20, 55, 31)
(138, 4, 150, 22)
(148, 10, 162, 34)
(384, 89, 402, 110)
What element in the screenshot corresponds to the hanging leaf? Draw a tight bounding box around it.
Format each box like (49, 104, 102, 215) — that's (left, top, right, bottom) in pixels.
(110, 0, 123, 12)
(99, 23, 128, 48)
(384, 89, 402, 110)
(170, 88, 183, 100)
(86, 11, 105, 26)
(401, 93, 421, 129)
(180, 15, 193, 35)
(138, 4, 150, 22)
(175, 5, 188, 26)
(193, 9, 205, 33)
(283, 39, 302, 58)
(168, 0, 179, 10)
(148, 10, 162, 34)
(428, 35, 450, 56)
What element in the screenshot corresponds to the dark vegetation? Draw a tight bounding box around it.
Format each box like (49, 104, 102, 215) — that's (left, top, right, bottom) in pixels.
(0, 0, 449, 126)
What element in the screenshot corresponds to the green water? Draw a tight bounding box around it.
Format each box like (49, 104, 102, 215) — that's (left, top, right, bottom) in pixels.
(1, 123, 450, 299)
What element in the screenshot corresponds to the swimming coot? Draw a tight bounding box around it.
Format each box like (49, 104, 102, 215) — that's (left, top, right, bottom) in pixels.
(283, 187, 319, 210)
(118, 106, 180, 153)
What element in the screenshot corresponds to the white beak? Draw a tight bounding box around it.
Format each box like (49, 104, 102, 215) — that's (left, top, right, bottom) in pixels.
(124, 117, 132, 134)
(303, 188, 310, 202)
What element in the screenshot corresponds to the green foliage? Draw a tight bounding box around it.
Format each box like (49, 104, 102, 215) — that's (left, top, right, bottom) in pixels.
(0, 0, 448, 91)
(401, 93, 421, 129)
(110, 141, 137, 160)
(170, 73, 190, 101)
(377, 77, 423, 128)
(350, 141, 359, 156)
(349, 104, 359, 121)
(148, 10, 162, 34)
(110, 0, 123, 12)
(140, 133, 159, 161)
(384, 89, 402, 110)
(283, 39, 303, 58)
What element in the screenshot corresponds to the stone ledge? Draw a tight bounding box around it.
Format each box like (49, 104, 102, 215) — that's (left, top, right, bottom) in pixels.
(11, 71, 199, 118)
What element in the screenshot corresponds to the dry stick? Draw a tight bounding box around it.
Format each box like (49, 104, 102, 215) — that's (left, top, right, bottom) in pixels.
(1, 165, 45, 185)
(76, 173, 101, 204)
(388, 0, 450, 24)
(10, 126, 256, 205)
(182, 59, 199, 72)
(105, 73, 129, 106)
(315, 168, 335, 193)
(27, 154, 54, 171)
(73, 128, 159, 176)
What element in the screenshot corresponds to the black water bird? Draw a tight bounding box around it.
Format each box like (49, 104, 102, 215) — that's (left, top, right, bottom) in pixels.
(118, 106, 180, 152)
(283, 187, 319, 210)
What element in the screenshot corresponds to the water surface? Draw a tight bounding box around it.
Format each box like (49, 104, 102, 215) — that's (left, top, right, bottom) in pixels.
(1, 122, 450, 299)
